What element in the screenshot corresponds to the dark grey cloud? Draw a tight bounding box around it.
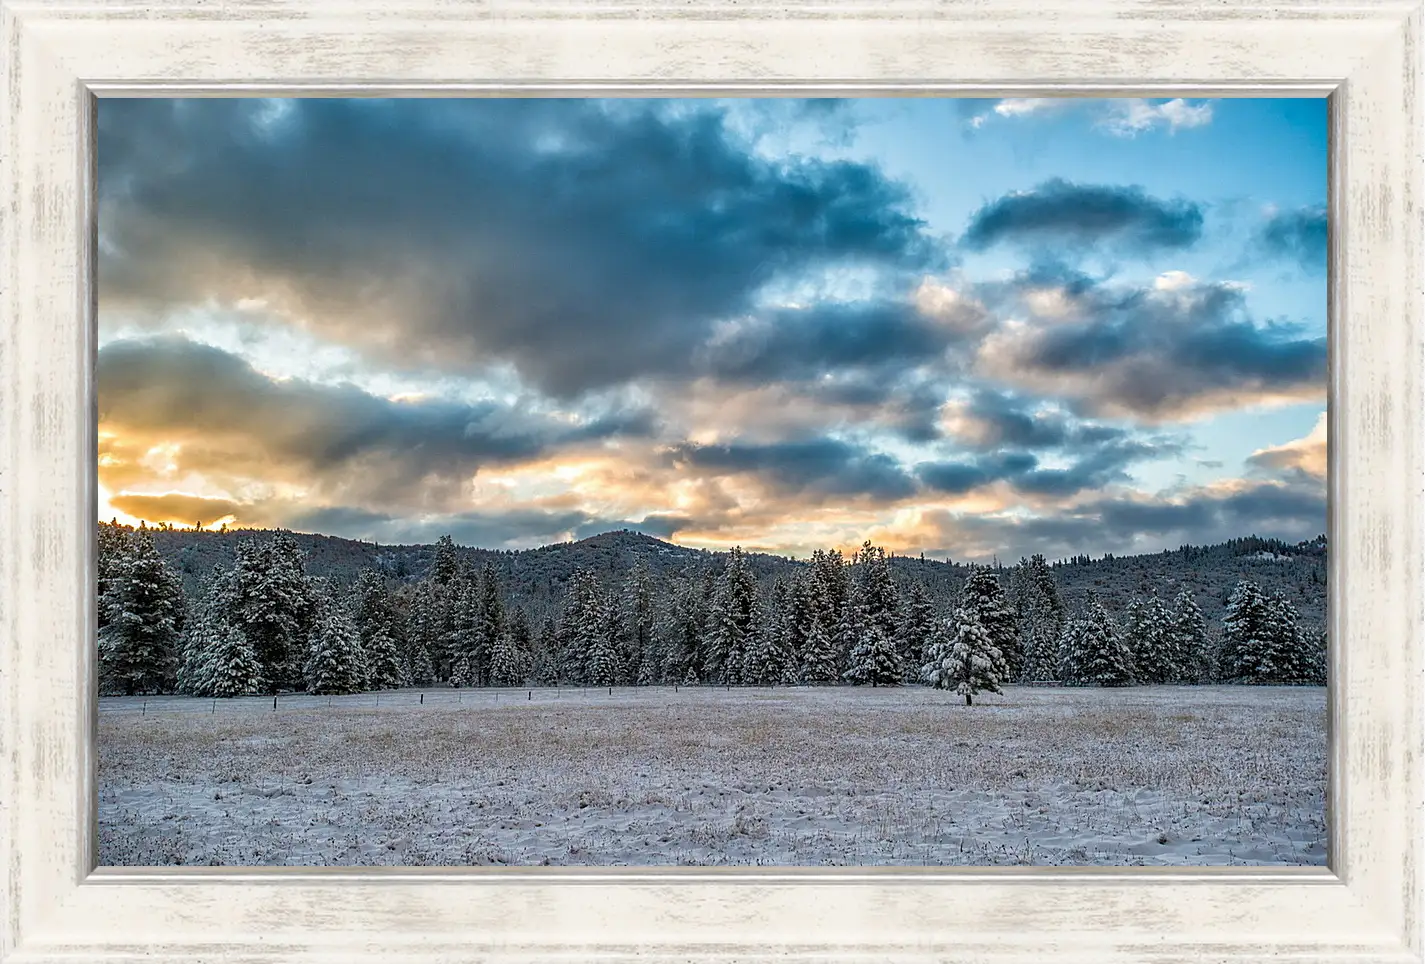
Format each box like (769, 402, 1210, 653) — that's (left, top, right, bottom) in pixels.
(671, 438, 918, 502)
(915, 429, 1179, 499)
(931, 479, 1325, 562)
(99, 98, 943, 397)
(97, 337, 656, 507)
(962, 179, 1204, 253)
(979, 277, 1326, 419)
(1258, 205, 1327, 271)
(695, 302, 956, 385)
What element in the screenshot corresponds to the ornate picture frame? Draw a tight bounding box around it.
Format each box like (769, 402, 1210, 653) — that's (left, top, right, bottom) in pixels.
(1, 1, 1419, 960)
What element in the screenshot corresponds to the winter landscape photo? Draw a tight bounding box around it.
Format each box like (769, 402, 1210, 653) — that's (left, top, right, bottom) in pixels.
(96, 96, 1330, 868)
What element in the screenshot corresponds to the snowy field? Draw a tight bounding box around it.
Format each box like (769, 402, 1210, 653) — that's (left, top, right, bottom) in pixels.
(98, 684, 1326, 867)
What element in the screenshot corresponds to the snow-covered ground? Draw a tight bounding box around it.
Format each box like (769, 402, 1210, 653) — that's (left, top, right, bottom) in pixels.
(98, 684, 1326, 867)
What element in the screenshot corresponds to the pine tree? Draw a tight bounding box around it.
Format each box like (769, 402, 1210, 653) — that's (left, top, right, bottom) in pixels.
(354, 569, 406, 689)
(1125, 592, 1174, 683)
(97, 522, 134, 635)
(489, 629, 525, 686)
(621, 560, 656, 684)
(304, 590, 368, 695)
(922, 607, 1007, 705)
(1059, 594, 1134, 687)
(1261, 592, 1313, 684)
(427, 534, 462, 586)
(799, 618, 839, 684)
(562, 568, 617, 685)
(809, 549, 852, 673)
(408, 640, 437, 686)
(1012, 554, 1066, 683)
(190, 610, 264, 698)
(363, 623, 407, 690)
(958, 566, 1020, 679)
(98, 527, 185, 695)
(744, 578, 795, 684)
(1169, 589, 1212, 683)
(843, 620, 904, 686)
(661, 578, 706, 684)
(896, 581, 937, 679)
(475, 562, 506, 686)
(531, 616, 560, 685)
(706, 547, 760, 684)
(1220, 580, 1273, 683)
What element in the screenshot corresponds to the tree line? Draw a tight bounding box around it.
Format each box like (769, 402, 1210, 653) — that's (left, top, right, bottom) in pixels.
(97, 523, 1327, 701)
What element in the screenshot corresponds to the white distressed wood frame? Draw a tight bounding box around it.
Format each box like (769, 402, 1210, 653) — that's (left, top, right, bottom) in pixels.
(1, 1, 1420, 961)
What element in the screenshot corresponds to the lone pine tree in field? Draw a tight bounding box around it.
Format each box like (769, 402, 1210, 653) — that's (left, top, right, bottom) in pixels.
(1058, 593, 1134, 687)
(923, 607, 1007, 705)
(958, 566, 1020, 680)
(98, 526, 186, 696)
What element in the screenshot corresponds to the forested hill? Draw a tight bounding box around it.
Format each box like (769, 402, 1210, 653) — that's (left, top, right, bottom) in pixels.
(136, 526, 1327, 633)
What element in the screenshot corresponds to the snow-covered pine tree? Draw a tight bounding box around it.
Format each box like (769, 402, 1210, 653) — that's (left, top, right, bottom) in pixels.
(1169, 589, 1212, 683)
(1307, 627, 1328, 686)
(408, 639, 437, 686)
(1125, 592, 1174, 684)
(402, 580, 448, 681)
(1262, 592, 1313, 684)
(855, 541, 901, 657)
(744, 578, 794, 684)
(508, 606, 535, 681)
(896, 580, 936, 680)
(304, 588, 368, 695)
(1219, 580, 1272, 683)
(922, 607, 1007, 705)
(177, 564, 229, 695)
(621, 560, 656, 684)
(531, 616, 560, 685)
(363, 623, 407, 690)
(843, 619, 904, 686)
(706, 547, 760, 684)
(191, 609, 264, 698)
(562, 568, 617, 685)
(427, 534, 463, 586)
(809, 548, 853, 673)
(488, 628, 525, 686)
(97, 521, 134, 635)
(958, 566, 1020, 679)
(354, 569, 406, 689)
(660, 577, 706, 684)
(1058, 593, 1134, 687)
(1012, 554, 1066, 683)
(98, 527, 185, 695)
(799, 617, 840, 685)
(475, 562, 506, 686)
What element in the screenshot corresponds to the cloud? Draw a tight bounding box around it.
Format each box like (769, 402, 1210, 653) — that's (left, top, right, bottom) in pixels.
(98, 98, 943, 397)
(1248, 412, 1327, 481)
(670, 438, 919, 502)
(1096, 99, 1215, 137)
(97, 336, 656, 511)
(1258, 204, 1328, 271)
(108, 492, 244, 526)
(903, 478, 1324, 562)
(963, 98, 1214, 137)
(961, 179, 1204, 253)
(976, 274, 1326, 420)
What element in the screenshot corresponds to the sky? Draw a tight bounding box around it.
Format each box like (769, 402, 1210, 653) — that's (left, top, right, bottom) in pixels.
(95, 96, 1329, 562)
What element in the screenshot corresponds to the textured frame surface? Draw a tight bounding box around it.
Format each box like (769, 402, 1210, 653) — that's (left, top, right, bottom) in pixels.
(0, 1, 1421, 961)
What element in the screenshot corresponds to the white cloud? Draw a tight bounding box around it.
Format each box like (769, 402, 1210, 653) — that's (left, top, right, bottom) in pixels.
(1097, 98, 1214, 137)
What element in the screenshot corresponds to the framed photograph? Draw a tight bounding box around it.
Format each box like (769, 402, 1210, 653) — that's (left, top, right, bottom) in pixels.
(1, 0, 1420, 961)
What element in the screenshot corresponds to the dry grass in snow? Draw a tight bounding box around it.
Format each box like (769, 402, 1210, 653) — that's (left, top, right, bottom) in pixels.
(98, 684, 1326, 867)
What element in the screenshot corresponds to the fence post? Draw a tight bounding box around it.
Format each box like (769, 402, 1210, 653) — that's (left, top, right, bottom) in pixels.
(528, 690, 531, 701)
(274, 696, 278, 711)
(141, 700, 146, 718)
(420, 693, 424, 705)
